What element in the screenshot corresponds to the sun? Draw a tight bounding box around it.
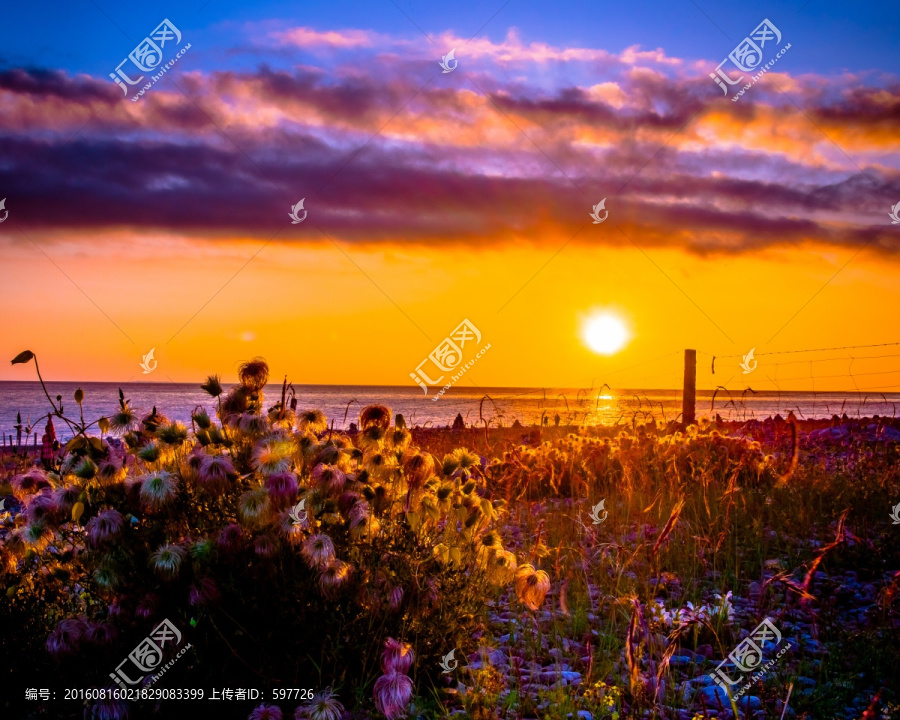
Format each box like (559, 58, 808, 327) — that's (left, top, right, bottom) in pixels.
(582, 312, 630, 355)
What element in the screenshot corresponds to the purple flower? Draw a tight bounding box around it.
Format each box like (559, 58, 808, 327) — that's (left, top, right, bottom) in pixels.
(11, 468, 51, 498)
(254, 533, 279, 559)
(248, 704, 283, 720)
(84, 620, 118, 647)
(189, 577, 221, 607)
(85, 698, 131, 720)
(47, 617, 87, 657)
(217, 523, 244, 555)
(373, 673, 413, 720)
(380, 638, 414, 675)
(86, 509, 125, 547)
(135, 593, 160, 621)
(199, 454, 237, 493)
(265, 472, 299, 508)
(25, 490, 57, 524)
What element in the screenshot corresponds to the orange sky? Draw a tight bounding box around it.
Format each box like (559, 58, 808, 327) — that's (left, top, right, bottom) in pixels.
(3, 230, 899, 392)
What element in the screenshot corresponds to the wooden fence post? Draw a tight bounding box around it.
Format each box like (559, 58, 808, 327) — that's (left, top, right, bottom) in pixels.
(682, 349, 697, 426)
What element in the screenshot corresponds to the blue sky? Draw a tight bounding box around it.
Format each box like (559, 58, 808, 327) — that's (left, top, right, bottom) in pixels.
(1, 0, 897, 79)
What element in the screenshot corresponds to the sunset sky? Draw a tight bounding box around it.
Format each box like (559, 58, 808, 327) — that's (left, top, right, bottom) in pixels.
(1, 0, 898, 392)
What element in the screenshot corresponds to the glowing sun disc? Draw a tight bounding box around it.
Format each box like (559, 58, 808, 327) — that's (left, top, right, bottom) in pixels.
(583, 313, 629, 355)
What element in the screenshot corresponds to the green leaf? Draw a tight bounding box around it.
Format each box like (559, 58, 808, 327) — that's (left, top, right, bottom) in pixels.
(10, 350, 34, 365)
(6, 585, 17, 598)
(72, 502, 85, 523)
(74, 388, 84, 404)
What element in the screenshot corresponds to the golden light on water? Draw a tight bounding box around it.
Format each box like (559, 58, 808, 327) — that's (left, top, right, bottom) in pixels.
(582, 312, 630, 355)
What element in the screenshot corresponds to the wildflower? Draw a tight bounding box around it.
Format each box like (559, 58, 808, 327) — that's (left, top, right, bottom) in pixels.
(360, 405, 392, 432)
(192, 407, 213, 429)
(11, 468, 51, 498)
(318, 560, 352, 596)
(137, 442, 162, 463)
(301, 533, 335, 569)
(201, 374, 224, 397)
(73, 457, 98, 480)
(349, 514, 380, 541)
(266, 472, 299, 507)
(248, 704, 283, 720)
(253, 436, 294, 475)
(297, 409, 328, 434)
(109, 404, 140, 433)
(388, 427, 411, 452)
(46, 617, 86, 657)
(217, 524, 244, 555)
(276, 510, 305, 545)
(140, 471, 178, 509)
(85, 698, 131, 720)
(363, 450, 396, 481)
(199, 453, 237, 492)
(310, 464, 346, 494)
(359, 424, 386, 451)
(95, 565, 119, 590)
(156, 421, 189, 447)
(380, 637, 415, 674)
(150, 543, 185, 580)
(487, 549, 518, 586)
(294, 687, 346, 720)
(135, 593, 160, 620)
(373, 673, 413, 720)
(238, 358, 270, 392)
(240, 413, 272, 437)
(97, 458, 125, 484)
(25, 491, 57, 524)
(514, 564, 551, 610)
(84, 620, 118, 647)
(21, 518, 52, 550)
(254, 533, 280, 559)
(239, 489, 271, 526)
(387, 585, 403, 611)
(189, 577, 221, 607)
(401, 451, 434, 489)
(86, 509, 125, 547)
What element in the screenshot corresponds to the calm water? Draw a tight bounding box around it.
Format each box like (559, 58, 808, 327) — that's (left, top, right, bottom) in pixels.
(2, 381, 898, 442)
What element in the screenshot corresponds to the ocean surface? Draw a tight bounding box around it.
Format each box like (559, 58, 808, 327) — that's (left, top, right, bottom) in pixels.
(2, 381, 899, 443)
